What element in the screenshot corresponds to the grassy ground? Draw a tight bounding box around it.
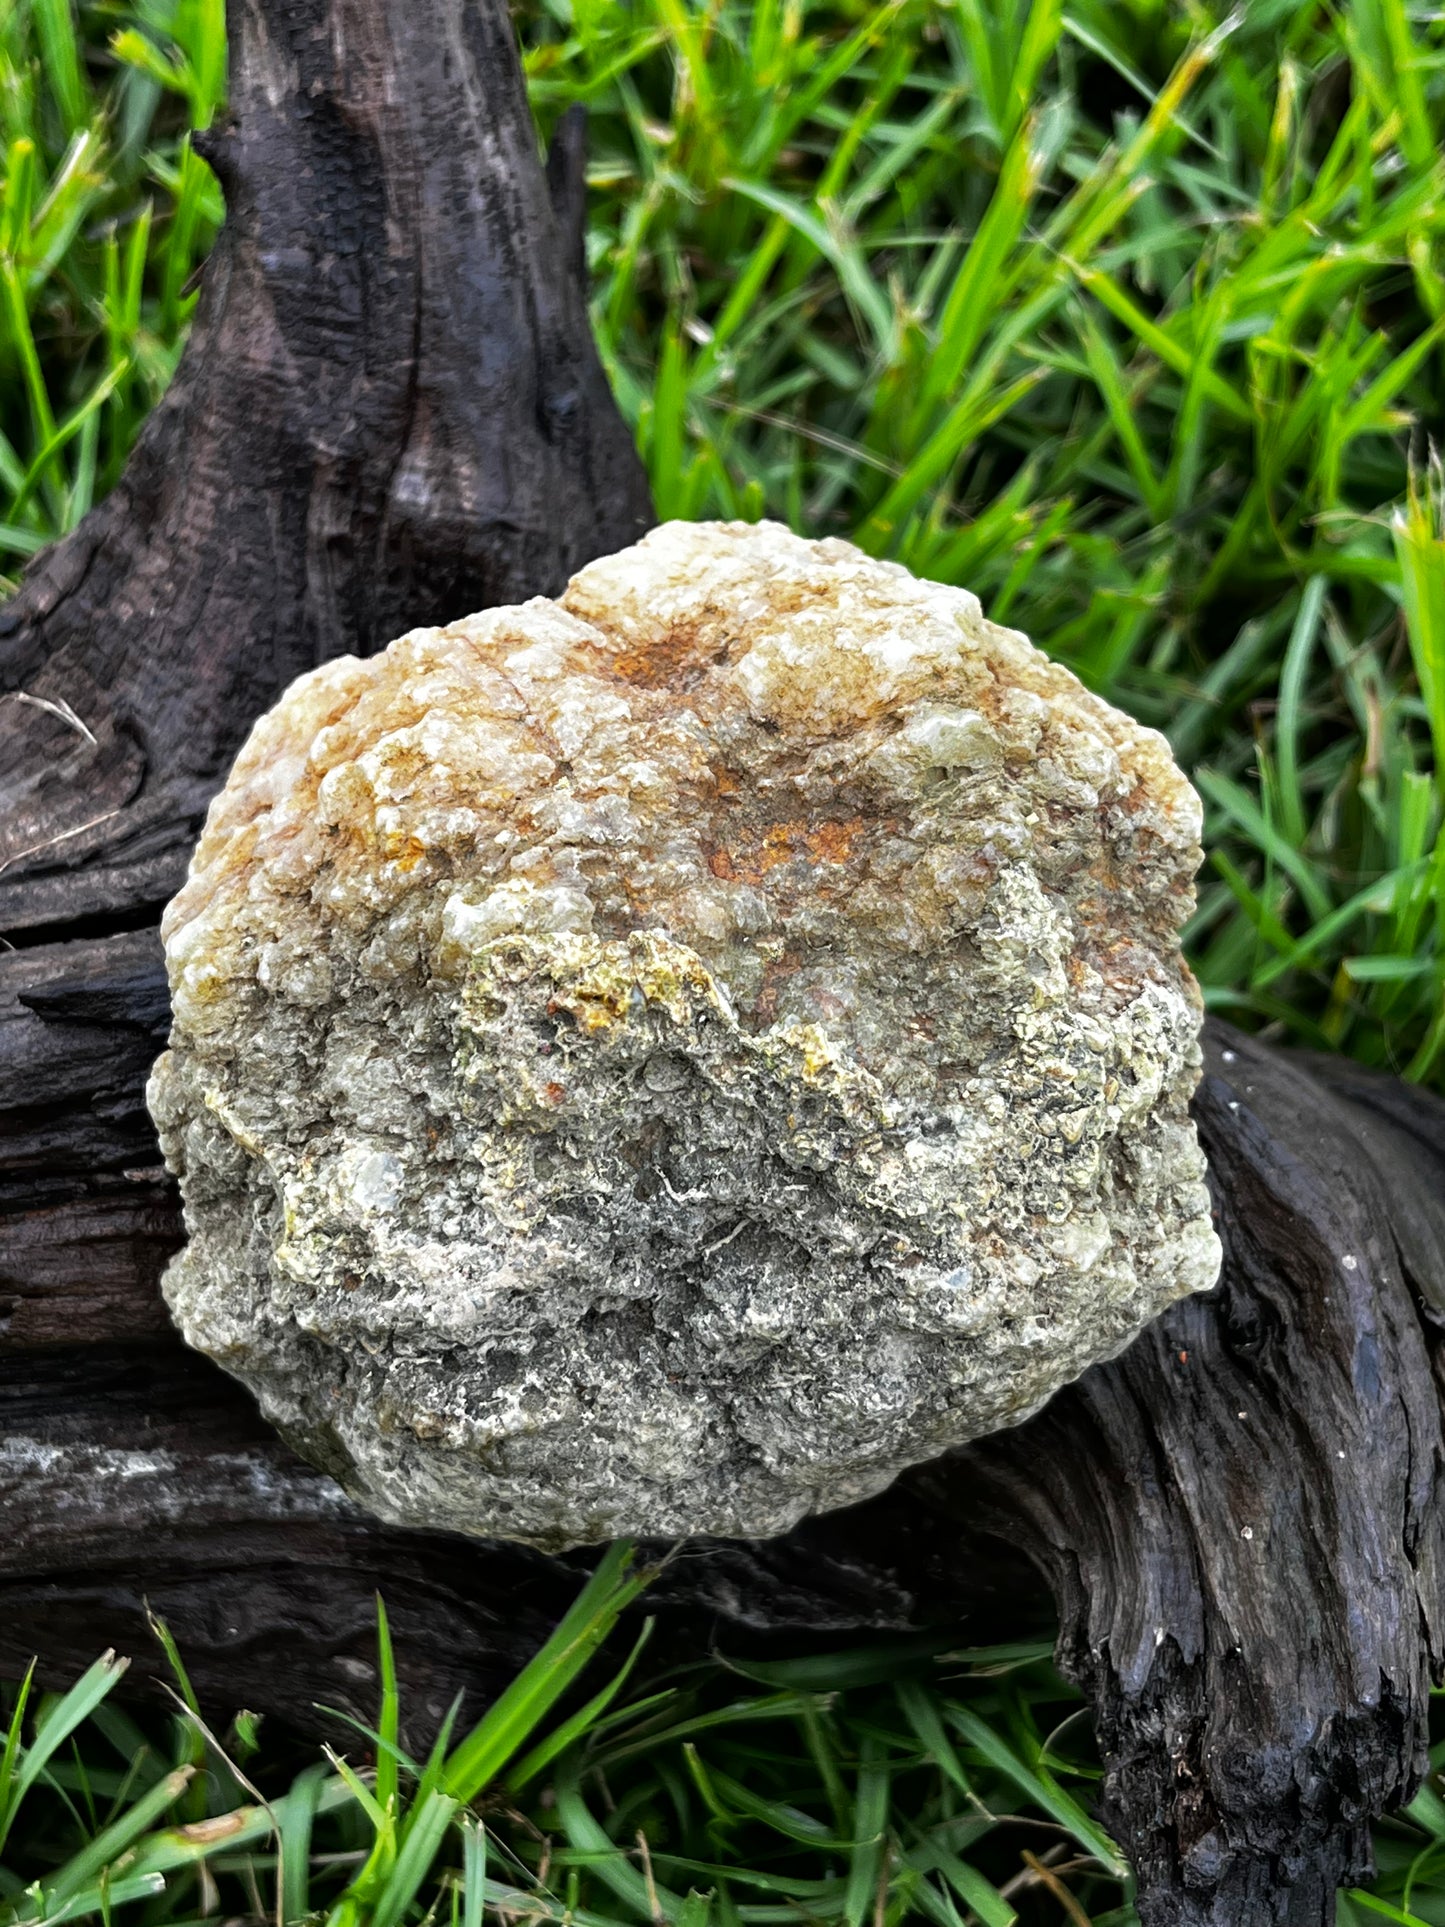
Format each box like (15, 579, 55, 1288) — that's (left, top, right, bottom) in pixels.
(3, 1553, 1445, 1927)
(0, 1560, 1144, 1927)
(3, 0, 1445, 1921)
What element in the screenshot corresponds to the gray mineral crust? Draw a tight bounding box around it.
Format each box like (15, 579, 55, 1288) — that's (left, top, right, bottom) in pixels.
(149, 519, 1220, 1549)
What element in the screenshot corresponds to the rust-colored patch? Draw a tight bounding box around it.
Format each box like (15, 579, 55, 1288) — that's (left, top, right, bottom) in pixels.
(705, 816, 866, 887)
(754, 947, 803, 1023)
(607, 624, 730, 689)
(806, 818, 862, 863)
(1097, 936, 1154, 992)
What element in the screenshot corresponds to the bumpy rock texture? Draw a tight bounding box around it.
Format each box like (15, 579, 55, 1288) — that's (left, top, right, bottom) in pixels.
(148, 520, 1219, 1549)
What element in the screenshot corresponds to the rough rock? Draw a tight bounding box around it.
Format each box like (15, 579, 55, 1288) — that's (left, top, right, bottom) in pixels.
(148, 519, 1220, 1549)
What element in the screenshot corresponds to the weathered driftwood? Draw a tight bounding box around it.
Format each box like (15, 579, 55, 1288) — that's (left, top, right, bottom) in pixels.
(2, 1, 1444, 1921)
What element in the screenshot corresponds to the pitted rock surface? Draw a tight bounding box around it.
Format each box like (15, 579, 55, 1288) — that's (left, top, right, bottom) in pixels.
(148, 519, 1220, 1548)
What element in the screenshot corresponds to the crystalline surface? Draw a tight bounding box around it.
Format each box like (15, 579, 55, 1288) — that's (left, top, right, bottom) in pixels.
(149, 520, 1220, 1548)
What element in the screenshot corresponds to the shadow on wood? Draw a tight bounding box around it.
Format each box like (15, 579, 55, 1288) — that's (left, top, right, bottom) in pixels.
(2, 1, 1444, 1921)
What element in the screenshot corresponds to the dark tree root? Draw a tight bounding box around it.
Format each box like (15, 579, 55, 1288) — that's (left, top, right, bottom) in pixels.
(937, 1024, 1445, 1922)
(2, 1, 1444, 1920)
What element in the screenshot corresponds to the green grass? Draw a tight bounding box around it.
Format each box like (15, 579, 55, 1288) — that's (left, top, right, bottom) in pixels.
(8, 1565, 1445, 1927)
(0, 0, 221, 552)
(0, 1564, 1141, 1927)
(5, 0, 1445, 1921)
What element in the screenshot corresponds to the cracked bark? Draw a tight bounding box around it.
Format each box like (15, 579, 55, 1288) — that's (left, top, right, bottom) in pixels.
(2, 1, 1444, 1920)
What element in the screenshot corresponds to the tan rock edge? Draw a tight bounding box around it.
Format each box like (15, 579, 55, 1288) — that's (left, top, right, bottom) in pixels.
(149, 520, 1220, 1548)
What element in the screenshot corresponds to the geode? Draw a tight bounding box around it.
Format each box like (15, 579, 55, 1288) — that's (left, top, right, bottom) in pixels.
(148, 519, 1220, 1549)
